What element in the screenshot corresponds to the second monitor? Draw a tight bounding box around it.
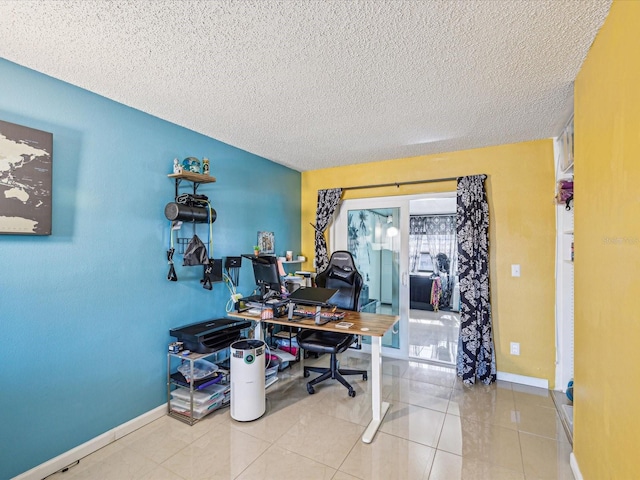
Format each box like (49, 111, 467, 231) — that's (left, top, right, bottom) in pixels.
(248, 255, 283, 300)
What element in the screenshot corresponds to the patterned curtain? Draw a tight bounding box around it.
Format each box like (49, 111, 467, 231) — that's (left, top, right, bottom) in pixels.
(456, 175, 496, 386)
(314, 188, 343, 272)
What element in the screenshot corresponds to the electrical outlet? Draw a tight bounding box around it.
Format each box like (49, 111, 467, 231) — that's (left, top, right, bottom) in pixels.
(510, 342, 520, 355)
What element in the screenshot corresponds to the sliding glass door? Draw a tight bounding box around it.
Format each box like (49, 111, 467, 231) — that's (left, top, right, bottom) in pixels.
(331, 192, 458, 360)
(332, 197, 410, 358)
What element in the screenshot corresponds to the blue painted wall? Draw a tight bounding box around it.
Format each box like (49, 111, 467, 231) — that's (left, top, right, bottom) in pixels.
(0, 59, 301, 479)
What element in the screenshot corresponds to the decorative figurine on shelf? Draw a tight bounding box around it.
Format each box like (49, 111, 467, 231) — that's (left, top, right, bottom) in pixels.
(172, 158, 182, 174)
(202, 157, 210, 175)
(190, 158, 201, 174)
(181, 156, 201, 174)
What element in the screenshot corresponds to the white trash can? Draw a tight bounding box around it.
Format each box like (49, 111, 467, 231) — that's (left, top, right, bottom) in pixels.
(230, 339, 266, 421)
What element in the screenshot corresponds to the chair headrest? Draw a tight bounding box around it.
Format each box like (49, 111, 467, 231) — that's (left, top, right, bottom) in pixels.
(327, 251, 355, 268)
(319, 250, 362, 311)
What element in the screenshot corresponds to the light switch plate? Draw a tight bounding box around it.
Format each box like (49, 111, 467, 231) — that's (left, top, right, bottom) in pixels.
(511, 264, 521, 277)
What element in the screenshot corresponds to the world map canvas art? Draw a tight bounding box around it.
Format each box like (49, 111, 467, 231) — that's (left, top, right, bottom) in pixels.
(0, 120, 53, 235)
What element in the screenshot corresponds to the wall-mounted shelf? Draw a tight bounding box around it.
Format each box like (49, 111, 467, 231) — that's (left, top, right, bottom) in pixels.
(169, 172, 216, 196)
(169, 171, 216, 183)
(253, 255, 305, 265)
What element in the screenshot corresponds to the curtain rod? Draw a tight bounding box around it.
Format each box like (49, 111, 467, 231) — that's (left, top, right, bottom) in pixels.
(342, 176, 458, 191)
(309, 175, 459, 233)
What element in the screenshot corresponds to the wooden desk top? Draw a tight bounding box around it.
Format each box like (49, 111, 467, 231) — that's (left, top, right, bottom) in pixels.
(227, 309, 398, 338)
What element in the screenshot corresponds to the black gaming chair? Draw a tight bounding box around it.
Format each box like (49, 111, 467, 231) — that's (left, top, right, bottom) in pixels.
(297, 251, 368, 397)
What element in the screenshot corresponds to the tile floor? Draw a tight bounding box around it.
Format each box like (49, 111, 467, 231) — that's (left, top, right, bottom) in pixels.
(550, 390, 573, 446)
(49, 353, 573, 480)
(408, 308, 460, 365)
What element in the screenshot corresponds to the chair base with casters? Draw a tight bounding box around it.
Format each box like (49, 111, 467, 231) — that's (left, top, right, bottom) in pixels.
(298, 329, 367, 397)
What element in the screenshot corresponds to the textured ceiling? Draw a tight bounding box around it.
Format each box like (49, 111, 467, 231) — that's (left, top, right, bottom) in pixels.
(0, 0, 610, 172)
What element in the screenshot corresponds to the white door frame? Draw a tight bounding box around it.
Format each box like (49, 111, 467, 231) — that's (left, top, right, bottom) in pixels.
(330, 192, 456, 359)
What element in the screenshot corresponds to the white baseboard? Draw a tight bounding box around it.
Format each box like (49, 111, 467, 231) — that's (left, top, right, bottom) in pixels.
(13, 405, 166, 480)
(360, 350, 550, 388)
(570, 452, 583, 480)
(497, 371, 549, 389)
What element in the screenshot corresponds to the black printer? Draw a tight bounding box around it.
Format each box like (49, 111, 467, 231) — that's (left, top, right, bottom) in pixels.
(169, 318, 251, 353)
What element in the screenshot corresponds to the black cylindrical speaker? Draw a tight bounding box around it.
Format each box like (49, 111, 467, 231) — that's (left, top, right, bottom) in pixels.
(164, 203, 217, 223)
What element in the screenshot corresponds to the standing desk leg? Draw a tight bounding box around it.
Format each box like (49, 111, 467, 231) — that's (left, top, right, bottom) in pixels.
(362, 336, 390, 443)
(254, 321, 263, 341)
(299, 347, 304, 372)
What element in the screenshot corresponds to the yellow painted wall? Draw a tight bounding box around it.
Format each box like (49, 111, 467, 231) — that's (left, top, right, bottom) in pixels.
(301, 140, 557, 384)
(573, 1, 640, 477)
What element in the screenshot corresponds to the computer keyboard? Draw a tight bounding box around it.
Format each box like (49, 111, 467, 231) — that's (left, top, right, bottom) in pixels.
(293, 308, 345, 321)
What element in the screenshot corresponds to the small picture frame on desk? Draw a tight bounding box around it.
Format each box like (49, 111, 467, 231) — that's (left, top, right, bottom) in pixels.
(257, 231, 275, 254)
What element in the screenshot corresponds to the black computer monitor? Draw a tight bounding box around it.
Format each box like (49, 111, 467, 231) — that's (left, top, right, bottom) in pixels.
(250, 255, 282, 299)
